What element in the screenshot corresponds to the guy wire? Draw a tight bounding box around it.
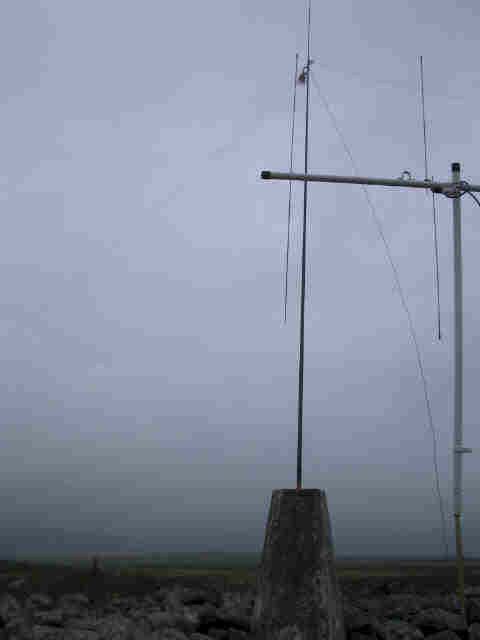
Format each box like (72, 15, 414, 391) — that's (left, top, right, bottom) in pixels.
(284, 53, 299, 325)
(309, 69, 450, 561)
(420, 55, 442, 342)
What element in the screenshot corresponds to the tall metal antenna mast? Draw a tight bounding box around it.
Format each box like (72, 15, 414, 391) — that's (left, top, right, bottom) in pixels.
(296, 0, 313, 491)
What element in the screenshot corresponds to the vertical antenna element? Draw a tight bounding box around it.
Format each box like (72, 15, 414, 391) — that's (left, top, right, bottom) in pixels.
(420, 55, 442, 342)
(420, 56, 429, 181)
(297, 0, 312, 490)
(284, 53, 299, 325)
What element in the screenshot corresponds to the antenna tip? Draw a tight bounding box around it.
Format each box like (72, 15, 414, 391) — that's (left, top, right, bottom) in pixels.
(261, 171, 272, 179)
(452, 162, 461, 172)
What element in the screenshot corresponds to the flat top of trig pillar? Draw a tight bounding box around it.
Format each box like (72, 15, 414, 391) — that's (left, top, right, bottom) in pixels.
(273, 488, 326, 494)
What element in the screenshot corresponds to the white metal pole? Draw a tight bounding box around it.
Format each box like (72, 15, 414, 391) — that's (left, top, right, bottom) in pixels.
(451, 162, 472, 622)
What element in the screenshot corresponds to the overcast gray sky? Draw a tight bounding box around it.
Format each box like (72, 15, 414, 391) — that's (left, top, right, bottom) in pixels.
(1, 0, 480, 562)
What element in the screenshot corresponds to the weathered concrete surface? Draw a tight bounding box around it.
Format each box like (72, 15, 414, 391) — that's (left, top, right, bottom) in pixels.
(252, 489, 346, 640)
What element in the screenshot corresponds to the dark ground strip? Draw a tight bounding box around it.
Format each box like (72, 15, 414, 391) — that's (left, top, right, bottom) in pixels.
(2, 565, 480, 608)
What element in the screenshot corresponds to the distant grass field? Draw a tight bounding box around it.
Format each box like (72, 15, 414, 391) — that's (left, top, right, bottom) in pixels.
(0, 551, 261, 571)
(3, 551, 477, 572)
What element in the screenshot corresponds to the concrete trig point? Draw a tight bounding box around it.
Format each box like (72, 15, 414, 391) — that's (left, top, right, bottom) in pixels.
(252, 488, 345, 640)
(256, 164, 478, 635)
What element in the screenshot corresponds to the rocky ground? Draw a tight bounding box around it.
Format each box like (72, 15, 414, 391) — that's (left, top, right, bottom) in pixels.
(1, 566, 480, 640)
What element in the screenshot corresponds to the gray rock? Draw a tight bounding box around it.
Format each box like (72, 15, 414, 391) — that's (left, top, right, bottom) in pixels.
(2, 575, 480, 640)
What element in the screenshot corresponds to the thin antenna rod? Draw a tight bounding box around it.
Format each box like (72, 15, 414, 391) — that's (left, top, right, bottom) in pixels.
(284, 53, 299, 325)
(297, 0, 312, 490)
(420, 56, 429, 180)
(420, 55, 442, 342)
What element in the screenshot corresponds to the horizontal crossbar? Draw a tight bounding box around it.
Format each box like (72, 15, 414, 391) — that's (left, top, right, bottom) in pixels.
(261, 171, 480, 193)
